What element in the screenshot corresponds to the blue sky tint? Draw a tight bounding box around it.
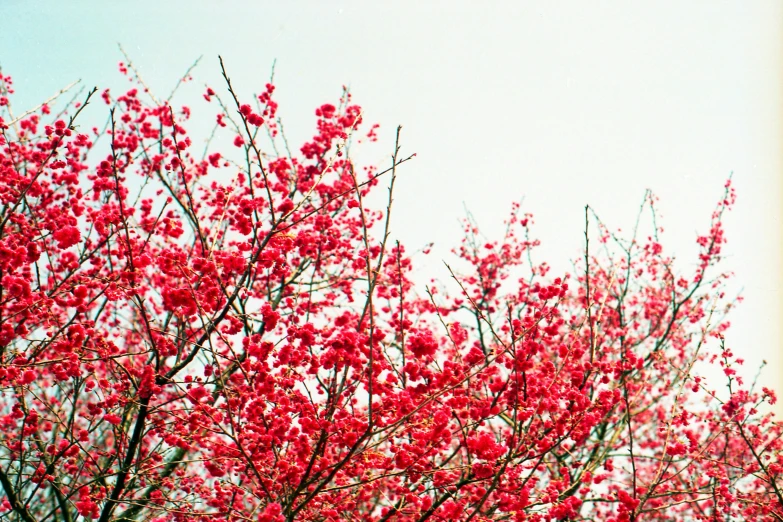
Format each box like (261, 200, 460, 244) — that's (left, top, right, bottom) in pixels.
(2, 0, 782, 396)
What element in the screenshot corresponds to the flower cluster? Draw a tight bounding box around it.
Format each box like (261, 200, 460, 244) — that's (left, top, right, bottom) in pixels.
(0, 58, 780, 522)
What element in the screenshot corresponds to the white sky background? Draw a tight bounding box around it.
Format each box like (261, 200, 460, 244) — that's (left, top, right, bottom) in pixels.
(2, 1, 782, 403)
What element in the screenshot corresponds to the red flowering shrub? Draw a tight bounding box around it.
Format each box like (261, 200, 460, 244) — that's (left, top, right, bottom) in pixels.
(0, 57, 781, 521)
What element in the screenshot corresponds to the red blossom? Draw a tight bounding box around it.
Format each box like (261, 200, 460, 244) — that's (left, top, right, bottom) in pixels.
(0, 60, 777, 522)
(52, 226, 81, 248)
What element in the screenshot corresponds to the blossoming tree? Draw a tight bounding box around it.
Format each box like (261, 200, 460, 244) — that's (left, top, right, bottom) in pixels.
(0, 58, 781, 521)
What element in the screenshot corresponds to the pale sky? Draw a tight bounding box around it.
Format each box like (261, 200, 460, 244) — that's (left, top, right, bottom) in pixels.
(2, 1, 782, 397)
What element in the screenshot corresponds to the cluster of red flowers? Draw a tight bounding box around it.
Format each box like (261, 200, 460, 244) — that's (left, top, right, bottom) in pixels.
(0, 58, 781, 522)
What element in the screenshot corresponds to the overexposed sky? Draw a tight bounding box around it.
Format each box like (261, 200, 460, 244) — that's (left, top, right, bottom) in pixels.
(2, 1, 781, 394)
